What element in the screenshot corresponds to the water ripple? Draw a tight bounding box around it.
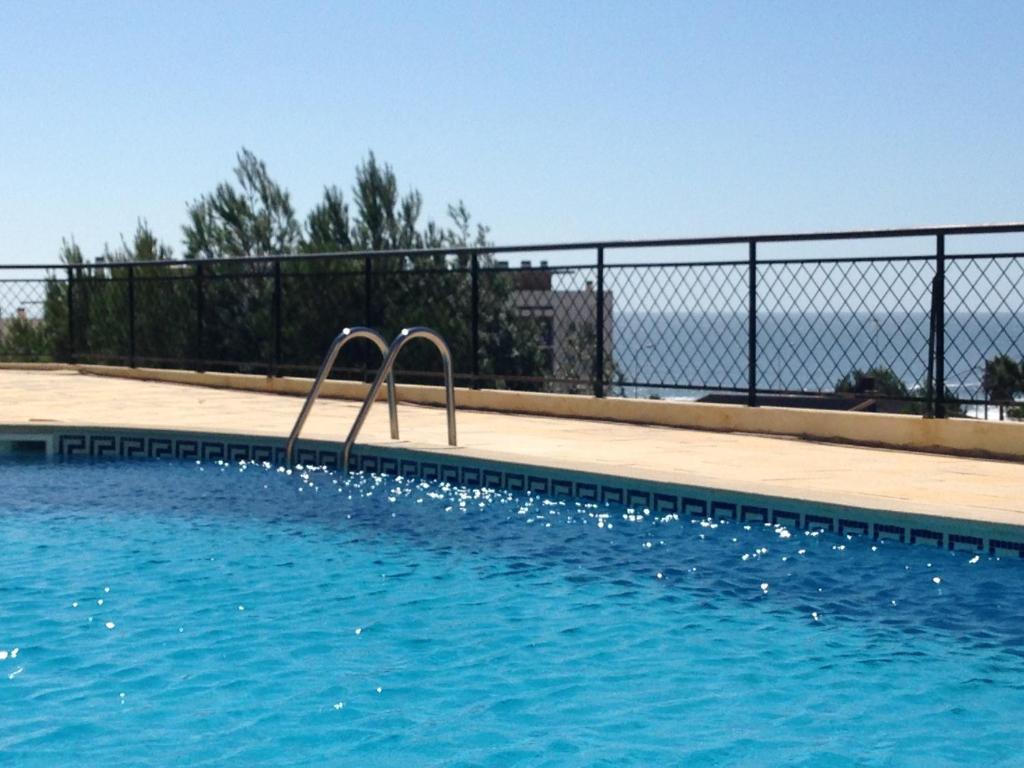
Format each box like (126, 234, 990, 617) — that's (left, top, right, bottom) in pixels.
(0, 457, 1021, 766)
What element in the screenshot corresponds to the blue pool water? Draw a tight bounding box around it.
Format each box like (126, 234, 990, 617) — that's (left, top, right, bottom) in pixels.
(1, 458, 1022, 766)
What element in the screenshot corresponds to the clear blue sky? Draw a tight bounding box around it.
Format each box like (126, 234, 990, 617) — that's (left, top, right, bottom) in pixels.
(2, 0, 1023, 265)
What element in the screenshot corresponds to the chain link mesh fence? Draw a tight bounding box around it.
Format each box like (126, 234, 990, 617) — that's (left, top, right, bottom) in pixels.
(3, 232, 1022, 417)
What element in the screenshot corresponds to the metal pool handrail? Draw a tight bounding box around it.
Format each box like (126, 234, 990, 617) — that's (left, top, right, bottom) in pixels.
(286, 327, 398, 465)
(342, 327, 457, 471)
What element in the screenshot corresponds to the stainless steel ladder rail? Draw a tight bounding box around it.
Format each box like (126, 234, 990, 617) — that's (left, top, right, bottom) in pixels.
(342, 326, 456, 470)
(285, 327, 398, 465)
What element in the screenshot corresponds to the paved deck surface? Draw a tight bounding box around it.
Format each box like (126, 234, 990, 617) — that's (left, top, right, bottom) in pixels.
(2, 369, 1023, 527)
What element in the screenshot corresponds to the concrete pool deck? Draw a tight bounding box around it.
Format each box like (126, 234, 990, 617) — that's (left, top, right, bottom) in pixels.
(1, 367, 1023, 529)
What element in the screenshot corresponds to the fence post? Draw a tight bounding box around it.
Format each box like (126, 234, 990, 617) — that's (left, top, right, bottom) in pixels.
(195, 262, 205, 372)
(747, 240, 758, 407)
(127, 265, 136, 368)
(471, 251, 480, 388)
(925, 276, 937, 418)
(363, 255, 373, 327)
(65, 266, 75, 363)
(594, 247, 605, 398)
(272, 259, 282, 377)
(934, 234, 946, 418)
(362, 255, 374, 380)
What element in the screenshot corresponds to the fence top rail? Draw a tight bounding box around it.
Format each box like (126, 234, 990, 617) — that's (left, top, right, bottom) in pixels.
(3, 221, 1024, 271)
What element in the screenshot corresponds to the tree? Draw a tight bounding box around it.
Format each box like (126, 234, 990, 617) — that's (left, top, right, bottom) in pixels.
(116, 222, 188, 365)
(53, 223, 182, 365)
(982, 353, 1022, 421)
(180, 150, 300, 370)
(350, 152, 421, 251)
(183, 148, 301, 259)
(281, 154, 542, 386)
(835, 367, 909, 398)
(31, 149, 546, 385)
(912, 381, 967, 418)
(836, 366, 965, 416)
(0, 312, 49, 360)
(27, 240, 83, 361)
(551, 320, 624, 396)
(304, 186, 351, 252)
(119, 221, 174, 263)
(59, 237, 84, 265)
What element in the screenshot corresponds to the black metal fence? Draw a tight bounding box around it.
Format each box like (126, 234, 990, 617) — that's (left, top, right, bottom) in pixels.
(2, 223, 1023, 418)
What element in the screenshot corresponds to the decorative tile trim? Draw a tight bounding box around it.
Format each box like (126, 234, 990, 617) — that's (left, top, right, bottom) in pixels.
(990, 539, 1024, 558)
(575, 481, 598, 502)
(838, 519, 869, 537)
(683, 498, 707, 518)
(550, 479, 574, 498)
(741, 505, 769, 524)
(174, 440, 199, 460)
(910, 528, 944, 548)
(40, 429, 1024, 557)
(874, 523, 906, 544)
(772, 509, 801, 528)
(600, 485, 624, 506)
(653, 493, 677, 515)
(527, 475, 549, 494)
(504, 472, 525, 491)
(948, 533, 984, 552)
(58, 434, 87, 457)
(150, 438, 174, 459)
(805, 514, 834, 533)
(626, 489, 652, 509)
(120, 436, 146, 459)
(711, 501, 737, 521)
(90, 435, 117, 458)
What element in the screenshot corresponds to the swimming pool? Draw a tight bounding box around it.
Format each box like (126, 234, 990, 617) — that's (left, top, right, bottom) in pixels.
(1, 457, 1022, 766)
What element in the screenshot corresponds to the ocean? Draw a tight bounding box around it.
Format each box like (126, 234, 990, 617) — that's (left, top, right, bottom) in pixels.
(613, 310, 1023, 406)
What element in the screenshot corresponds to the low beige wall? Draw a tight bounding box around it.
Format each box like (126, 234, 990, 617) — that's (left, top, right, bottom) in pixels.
(55, 363, 1024, 462)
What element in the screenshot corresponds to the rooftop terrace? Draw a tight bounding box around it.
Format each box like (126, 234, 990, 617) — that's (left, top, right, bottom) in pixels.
(2, 366, 1022, 530)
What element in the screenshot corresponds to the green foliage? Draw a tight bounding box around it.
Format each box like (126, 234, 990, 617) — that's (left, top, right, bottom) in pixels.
(554, 320, 624, 396)
(304, 186, 351, 252)
(982, 353, 1022, 403)
(0, 314, 50, 360)
(835, 366, 965, 416)
(183, 148, 302, 259)
(55, 223, 187, 365)
(907, 382, 967, 417)
(59, 238, 84, 265)
(0, 242, 74, 361)
(835, 367, 910, 398)
(273, 154, 542, 384)
(118, 221, 174, 263)
(27, 149, 545, 385)
(981, 353, 1023, 420)
(351, 152, 421, 251)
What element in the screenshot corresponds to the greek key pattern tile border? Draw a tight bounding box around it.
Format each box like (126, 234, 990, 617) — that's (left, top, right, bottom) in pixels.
(50, 431, 1024, 557)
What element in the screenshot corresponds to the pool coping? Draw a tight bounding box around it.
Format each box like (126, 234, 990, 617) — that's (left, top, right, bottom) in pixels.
(6, 362, 1024, 462)
(3, 422, 1022, 558)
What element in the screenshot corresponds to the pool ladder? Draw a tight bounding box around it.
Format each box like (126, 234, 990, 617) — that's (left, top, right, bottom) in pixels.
(285, 326, 457, 468)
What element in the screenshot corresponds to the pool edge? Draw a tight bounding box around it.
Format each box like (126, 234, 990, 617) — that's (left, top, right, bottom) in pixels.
(2, 423, 1021, 558)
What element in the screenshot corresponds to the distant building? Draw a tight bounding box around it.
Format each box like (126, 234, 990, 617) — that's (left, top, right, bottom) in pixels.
(503, 260, 614, 392)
